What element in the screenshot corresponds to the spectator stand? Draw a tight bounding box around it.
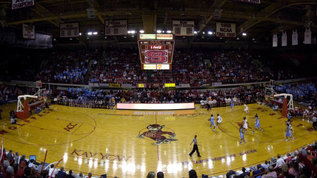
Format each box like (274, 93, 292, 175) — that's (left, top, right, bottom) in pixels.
(226, 142, 317, 178)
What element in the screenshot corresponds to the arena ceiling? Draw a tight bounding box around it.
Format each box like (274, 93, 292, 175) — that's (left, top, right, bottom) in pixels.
(0, 0, 316, 40)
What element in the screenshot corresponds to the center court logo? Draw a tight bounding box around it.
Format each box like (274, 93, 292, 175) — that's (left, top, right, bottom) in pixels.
(138, 124, 177, 145)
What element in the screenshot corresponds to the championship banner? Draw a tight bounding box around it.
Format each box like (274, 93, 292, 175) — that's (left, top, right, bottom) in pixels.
(281, 32, 287, 47)
(60, 23, 79, 38)
(272, 34, 278, 47)
(105, 20, 127, 36)
(292, 30, 298, 46)
(303, 28, 311, 44)
(172, 20, 194, 36)
(12, 0, 34, 10)
(216, 22, 236, 38)
(23, 24, 35, 39)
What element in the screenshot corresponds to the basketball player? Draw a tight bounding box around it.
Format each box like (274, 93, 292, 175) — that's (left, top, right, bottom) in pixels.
(286, 118, 292, 129)
(244, 104, 249, 113)
(243, 117, 248, 134)
(239, 125, 246, 144)
(207, 97, 212, 111)
(230, 99, 234, 110)
(217, 114, 222, 128)
(285, 123, 294, 141)
(252, 114, 263, 133)
(303, 109, 310, 121)
(312, 114, 317, 130)
(210, 114, 216, 131)
(189, 135, 201, 157)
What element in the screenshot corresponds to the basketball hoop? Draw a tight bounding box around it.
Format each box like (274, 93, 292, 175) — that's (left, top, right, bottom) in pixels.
(273, 93, 294, 118)
(16, 81, 48, 119)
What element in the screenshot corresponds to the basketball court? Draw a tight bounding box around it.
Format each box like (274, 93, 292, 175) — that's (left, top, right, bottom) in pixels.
(0, 103, 316, 177)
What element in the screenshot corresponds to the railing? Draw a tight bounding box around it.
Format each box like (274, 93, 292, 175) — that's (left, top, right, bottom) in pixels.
(0, 77, 315, 90)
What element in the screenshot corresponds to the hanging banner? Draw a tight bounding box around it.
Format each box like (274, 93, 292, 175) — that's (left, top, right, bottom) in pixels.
(234, 0, 261, 4)
(22, 24, 35, 39)
(105, 20, 128, 36)
(292, 30, 298, 46)
(12, 0, 34, 10)
(216, 22, 236, 38)
(303, 28, 311, 44)
(172, 20, 194, 36)
(60, 23, 79, 38)
(272, 34, 278, 47)
(281, 32, 287, 47)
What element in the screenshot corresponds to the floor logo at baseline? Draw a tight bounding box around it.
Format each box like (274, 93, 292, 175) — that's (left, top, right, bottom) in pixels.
(138, 124, 177, 145)
(71, 149, 131, 162)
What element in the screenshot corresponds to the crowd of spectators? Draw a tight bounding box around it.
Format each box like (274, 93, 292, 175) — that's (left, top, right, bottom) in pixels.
(0, 148, 103, 178)
(227, 141, 317, 178)
(275, 83, 317, 102)
(35, 48, 300, 87)
(0, 85, 36, 105)
(86, 49, 296, 86)
(54, 86, 265, 108)
(39, 50, 90, 84)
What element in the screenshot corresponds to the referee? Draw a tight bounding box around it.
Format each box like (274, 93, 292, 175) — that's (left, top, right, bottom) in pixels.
(189, 135, 201, 157)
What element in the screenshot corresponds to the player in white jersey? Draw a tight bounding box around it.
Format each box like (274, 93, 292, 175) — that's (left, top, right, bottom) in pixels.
(303, 109, 310, 121)
(243, 117, 248, 134)
(244, 104, 249, 113)
(217, 114, 222, 128)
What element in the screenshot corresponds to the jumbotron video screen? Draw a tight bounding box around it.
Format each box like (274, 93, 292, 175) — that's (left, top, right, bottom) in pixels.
(138, 34, 174, 70)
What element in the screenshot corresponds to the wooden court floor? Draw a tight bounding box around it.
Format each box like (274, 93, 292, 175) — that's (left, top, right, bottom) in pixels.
(0, 103, 316, 178)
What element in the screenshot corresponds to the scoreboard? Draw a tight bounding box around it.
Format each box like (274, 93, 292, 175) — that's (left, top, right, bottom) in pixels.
(138, 34, 174, 70)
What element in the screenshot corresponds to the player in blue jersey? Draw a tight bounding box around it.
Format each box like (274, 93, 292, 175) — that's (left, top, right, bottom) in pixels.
(230, 99, 234, 110)
(285, 123, 294, 141)
(239, 125, 246, 144)
(210, 114, 216, 131)
(252, 114, 263, 133)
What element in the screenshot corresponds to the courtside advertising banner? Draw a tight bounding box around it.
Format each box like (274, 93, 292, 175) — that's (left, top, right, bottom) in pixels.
(272, 34, 278, 47)
(282, 32, 287, 47)
(12, 0, 34, 10)
(60, 23, 79, 38)
(105, 20, 127, 36)
(216, 22, 236, 37)
(292, 30, 298, 46)
(117, 103, 195, 110)
(23, 24, 35, 39)
(172, 20, 194, 36)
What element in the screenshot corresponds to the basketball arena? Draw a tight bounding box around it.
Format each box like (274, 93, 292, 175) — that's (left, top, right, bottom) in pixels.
(0, 1, 317, 178)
